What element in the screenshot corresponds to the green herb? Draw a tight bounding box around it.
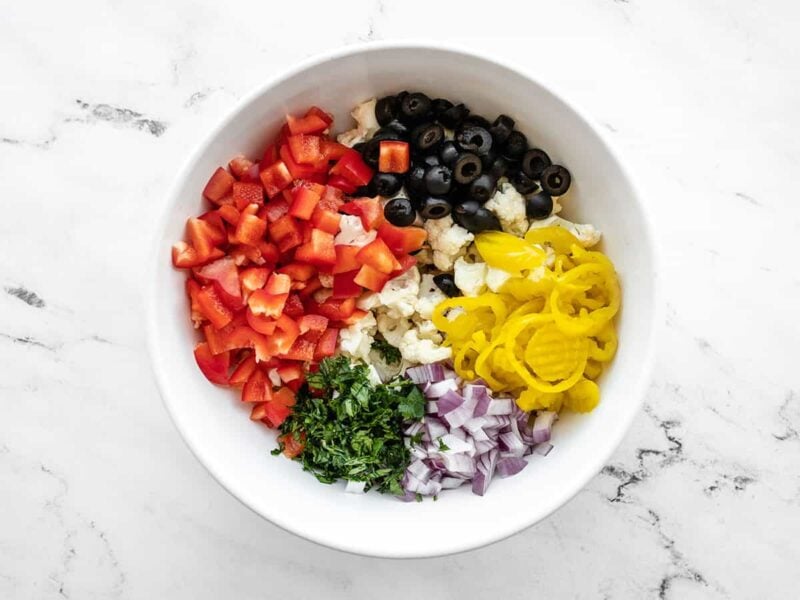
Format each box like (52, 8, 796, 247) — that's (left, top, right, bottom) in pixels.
(371, 335, 402, 365)
(437, 438, 450, 451)
(278, 356, 425, 495)
(409, 431, 424, 446)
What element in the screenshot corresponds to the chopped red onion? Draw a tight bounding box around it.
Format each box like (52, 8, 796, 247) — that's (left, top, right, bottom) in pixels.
(443, 393, 478, 428)
(404, 421, 424, 437)
(441, 476, 467, 489)
(425, 379, 460, 398)
(533, 442, 554, 456)
(437, 434, 474, 455)
(437, 390, 464, 417)
(532, 411, 557, 444)
(425, 418, 448, 441)
(425, 401, 438, 414)
(486, 398, 513, 415)
(472, 449, 499, 496)
(441, 453, 476, 476)
(406, 363, 445, 384)
(448, 427, 467, 442)
(499, 431, 526, 458)
(496, 457, 528, 478)
(474, 438, 499, 455)
(408, 459, 432, 482)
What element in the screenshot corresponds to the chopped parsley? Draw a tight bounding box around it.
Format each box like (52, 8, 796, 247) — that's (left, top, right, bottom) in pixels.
(371, 335, 402, 365)
(277, 356, 424, 495)
(437, 438, 450, 451)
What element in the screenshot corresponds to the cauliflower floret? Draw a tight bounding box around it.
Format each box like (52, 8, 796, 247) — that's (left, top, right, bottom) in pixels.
(424, 216, 474, 271)
(484, 181, 529, 236)
(399, 329, 452, 364)
(413, 318, 444, 344)
(379, 267, 420, 319)
(453, 258, 487, 297)
(416, 274, 448, 320)
(356, 292, 381, 311)
(376, 314, 412, 346)
(338, 311, 377, 362)
(485, 266, 512, 293)
(336, 98, 379, 147)
(335, 215, 376, 247)
(527, 215, 602, 247)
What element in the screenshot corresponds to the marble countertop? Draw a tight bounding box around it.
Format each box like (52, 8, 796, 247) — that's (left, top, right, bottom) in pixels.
(2, 0, 798, 598)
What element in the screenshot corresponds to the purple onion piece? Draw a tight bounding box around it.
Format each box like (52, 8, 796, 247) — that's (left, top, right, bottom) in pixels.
(532, 411, 557, 444)
(404, 421, 424, 437)
(425, 418, 448, 441)
(441, 453, 476, 476)
(486, 398, 513, 416)
(443, 393, 478, 428)
(472, 449, 499, 496)
(499, 431, 526, 458)
(406, 363, 445, 384)
(441, 476, 467, 489)
(533, 442, 554, 456)
(407, 459, 431, 482)
(425, 379, 460, 399)
(437, 390, 465, 417)
(496, 457, 528, 478)
(425, 401, 438, 414)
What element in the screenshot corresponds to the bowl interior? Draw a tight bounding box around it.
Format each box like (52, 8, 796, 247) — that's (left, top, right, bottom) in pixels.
(149, 45, 658, 558)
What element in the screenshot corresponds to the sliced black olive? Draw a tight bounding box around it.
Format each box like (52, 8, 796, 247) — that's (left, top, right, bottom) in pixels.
(438, 103, 470, 129)
(453, 153, 482, 185)
(419, 197, 452, 220)
(352, 142, 366, 154)
(479, 146, 498, 169)
(452, 200, 502, 233)
(384, 197, 417, 226)
(525, 191, 554, 219)
(372, 172, 403, 197)
(411, 122, 444, 153)
(362, 139, 381, 168)
(433, 273, 461, 298)
(418, 154, 441, 168)
(455, 126, 493, 156)
(488, 156, 511, 178)
(439, 141, 460, 167)
(463, 115, 491, 129)
(540, 164, 571, 196)
(375, 96, 400, 127)
(468, 173, 498, 204)
(489, 114, 515, 146)
(354, 184, 372, 197)
(521, 149, 552, 179)
(372, 127, 404, 143)
(432, 98, 454, 119)
(399, 92, 432, 124)
(424, 165, 453, 196)
(502, 130, 528, 160)
(404, 164, 427, 201)
(510, 172, 538, 195)
(381, 120, 410, 138)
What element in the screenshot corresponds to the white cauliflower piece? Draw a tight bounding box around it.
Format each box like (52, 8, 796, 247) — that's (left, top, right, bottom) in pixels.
(376, 314, 412, 347)
(399, 329, 452, 364)
(453, 258, 487, 297)
(318, 273, 334, 288)
(336, 98, 379, 147)
(424, 216, 474, 271)
(335, 215, 376, 247)
(379, 267, 420, 319)
(337, 311, 377, 362)
(413, 318, 444, 344)
(413, 247, 434, 266)
(416, 274, 448, 320)
(527, 215, 602, 247)
(484, 181, 529, 236)
(356, 292, 381, 311)
(485, 266, 512, 293)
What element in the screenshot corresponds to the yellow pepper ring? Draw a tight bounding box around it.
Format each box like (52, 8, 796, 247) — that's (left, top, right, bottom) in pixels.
(551, 263, 620, 336)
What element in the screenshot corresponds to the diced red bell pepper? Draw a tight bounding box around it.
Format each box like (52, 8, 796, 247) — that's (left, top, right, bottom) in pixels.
(354, 264, 390, 292)
(265, 314, 300, 355)
(336, 308, 369, 327)
(356, 237, 402, 274)
(286, 113, 328, 135)
(278, 262, 316, 281)
(378, 140, 410, 173)
(229, 156, 254, 179)
(298, 314, 329, 340)
(309, 207, 341, 234)
(196, 284, 234, 328)
(204, 322, 270, 362)
(234, 213, 267, 246)
(187, 217, 225, 259)
(314, 328, 339, 361)
(186, 279, 205, 327)
(320, 140, 349, 161)
(246, 308, 278, 335)
(243, 369, 272, 404)
(316, 297, 356, 321)
(340, 197, 384, 231)
(229, 354, 257, 386)
(332, 270, 363, 299)
(262, 198, 290, 223)
(172, 242, 224, 268)
(332, 245, 361, 274)
(241, 162, 262, 184)
(268, 215, 303, 252)
(294, 229, 336, 266)
(318, 185, 344, 212)
(258, 240, 280, 264)
(265, 272, 291, 294)
(377, 222, 428, 254)
(248, 288, 287, 319)
(287, 134, 323, 165)
(305, 106, 333, 126)
(261, 144, 279, 167)
(273, 386, 297, 407)
(289, 184, 321, 220)
(232, 182, 264, 210)
(195, 256, 242, 308)
(391, 253, 418, 277)
(325, 175, 356, 195)
(282, 293, 305, 319)
(261, 401, 293, 428)
(280, 337, 316, 361)
(329, 150, 373, 187)
(193, 342, 230, 384)
(217, 204, 240, 225)
(297, 276, 323, 298)
(259, 160, 293, 199)
(239, 267, 271, 297)
(203, 167, 235, 203)
(279, 432, 305, 457)
(280, 144, 326, 180)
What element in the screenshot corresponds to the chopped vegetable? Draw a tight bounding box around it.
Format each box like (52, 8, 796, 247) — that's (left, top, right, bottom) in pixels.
(371, 335, 401, 365)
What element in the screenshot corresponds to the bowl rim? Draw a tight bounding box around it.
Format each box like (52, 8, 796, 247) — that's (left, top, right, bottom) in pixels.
(146, 40, 663, 558)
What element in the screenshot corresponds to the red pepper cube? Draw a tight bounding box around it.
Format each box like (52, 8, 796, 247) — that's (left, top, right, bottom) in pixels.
(354, 264, 390, 292)
(304, 106, 333, 126)
(377, 222, 428, 254)
(329, 150, 373, 187)
(286, 113, 328, 135)
(268, 215, 303, 253)
(314, 328, 339, 361)
(318, 185, 344, 212)
(229, 156, 255, 179)
(265, 272, 292, 295)
(265, 314, 300, 355)
(232, 181, 264, 210)
(246, 308, 278, 335)
(193, 342, 230, 385)
(248, 289, 288, 319)
(356, 237, 402, 274)
(298, 314, 329, 342)
(243, 369, 273, 404)
(332, 245, 361, 274)
(280, 337, 316, 362)
(234, 214, 267, 246)
(282, 293, 305, 318)
(289, 185, 322, 220)
(378, 140, 410, 174)
(332, 270, 363, 299)
(203, 167, 235, 203)
(277, 262, 316, 282)
(287, 134, 323, 165)
(262, 198, 290, 223)
(196, 285, 234, 328)
(229, 354, 257, 387)
(320, 140, 349, 161)
(340, 197, 384, 231)
(294, 229, 336, 267)
(309, 207, 341, 234)
(326, 175, 357, 194)
(315, 297, 356, 321)
(259, 160, 293, 199)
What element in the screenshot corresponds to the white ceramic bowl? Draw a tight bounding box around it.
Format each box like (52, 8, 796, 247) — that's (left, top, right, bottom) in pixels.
(147, 42, 660, 558)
